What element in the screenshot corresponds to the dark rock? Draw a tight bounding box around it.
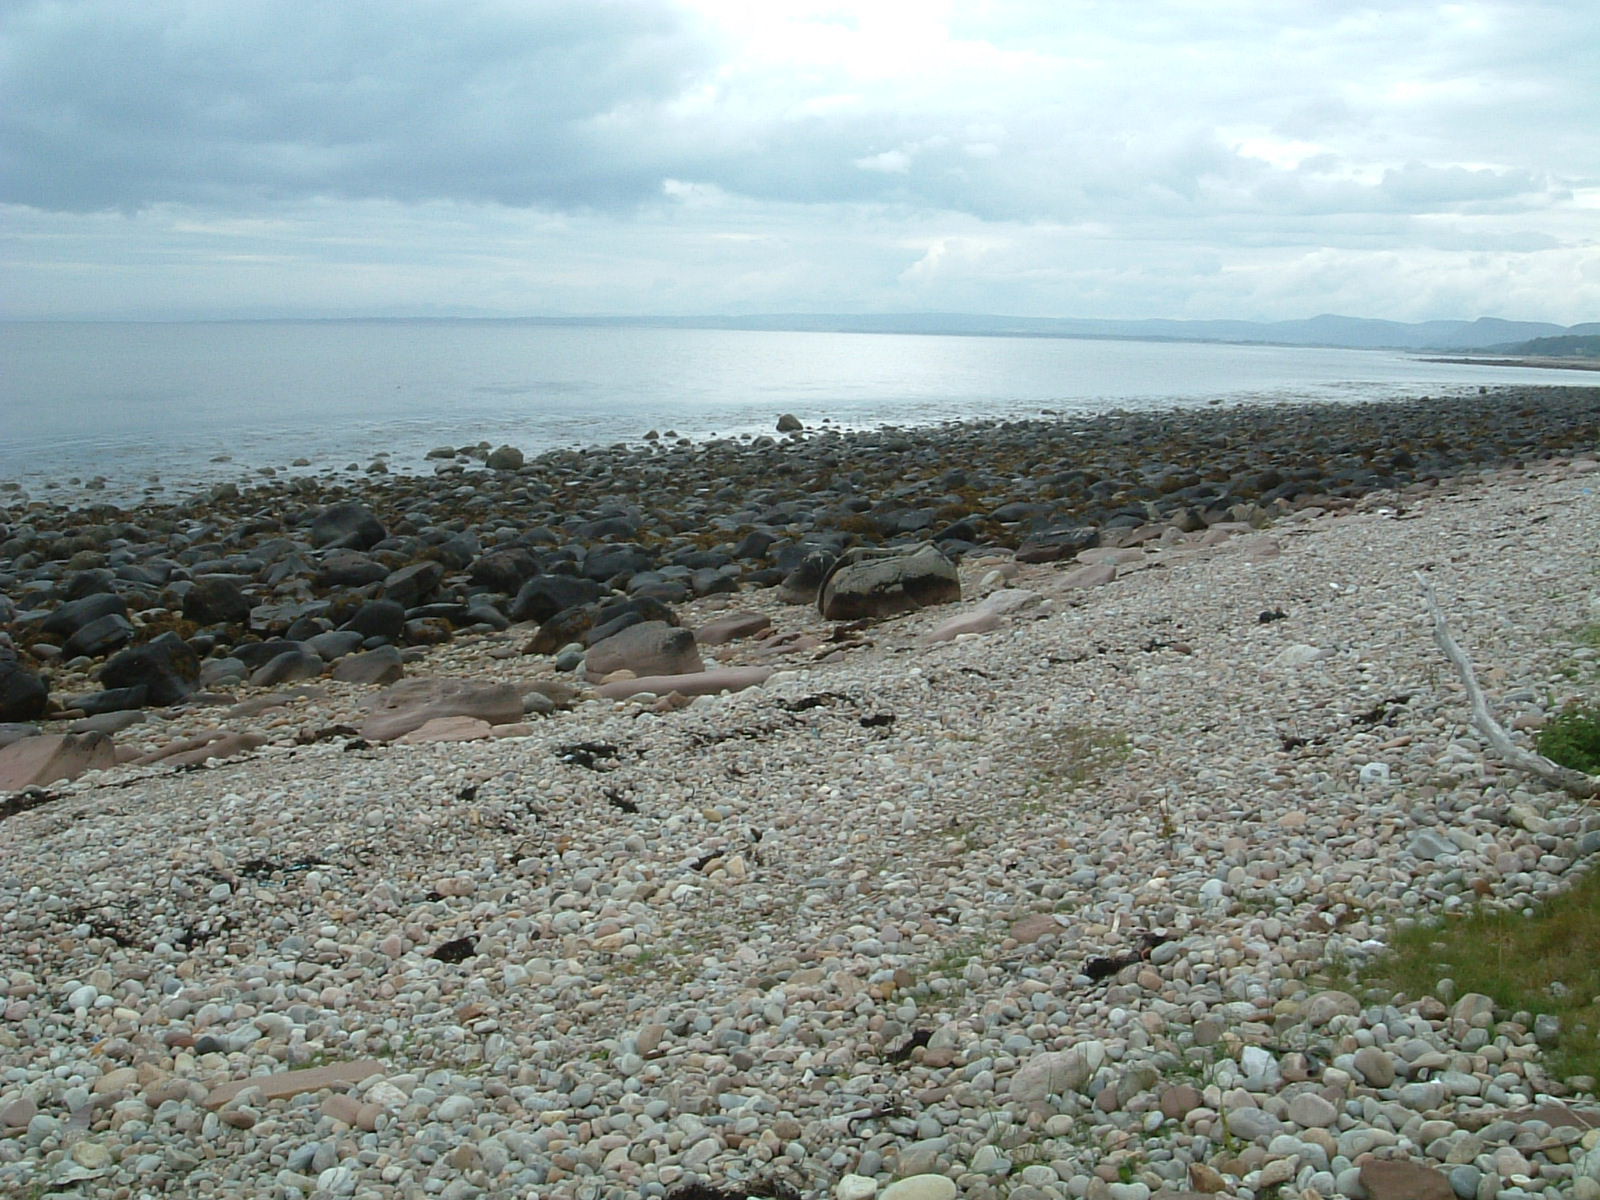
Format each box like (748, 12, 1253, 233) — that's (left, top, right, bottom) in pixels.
(382, 561, 444, 608)
(232, 640, 308, 671)
(310, 501, 386, 551)
(777, 550, 837, 605)
(39, 593, 128, 639)
(316, 551, 389, 589)
(1015, 526, 1101, 564)
(463, 600, 510, 631)
(525, 605, 596, 655)
(62, 568, 117, 601)
(284, 615, 334, 642)
(305, 630, 366, 661)
(818, 543, 960, 620)
(509, 575, 606, 624)
(0, 649, 49, 723)
(581, 543, 654, 584)
(62, 612, 136, 659)
(66, 686, 149, 716)
(690, 568, 738, 597)
(249, 651, 325, 688)
(342, 600, 406, 641)
(468, 548, 541, 593)
(183, 576, 252, 626)
(249, 600, 331, 635)
(100, 632, 200, 707)
(402, 617, 452, 645)
(776, 413, 803, 432)
(486, 444, 525, 470)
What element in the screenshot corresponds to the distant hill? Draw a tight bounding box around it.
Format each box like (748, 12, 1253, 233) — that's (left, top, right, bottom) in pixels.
(1494, 334, 1600, 358)
(576, 311, 1598, 352)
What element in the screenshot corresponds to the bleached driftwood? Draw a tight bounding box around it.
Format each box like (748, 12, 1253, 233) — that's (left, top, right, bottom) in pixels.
(1417, 573, 1598, 799)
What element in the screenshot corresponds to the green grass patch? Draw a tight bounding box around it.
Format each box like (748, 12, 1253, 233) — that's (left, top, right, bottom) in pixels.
(1355, 865, 1600, 1084)
(1536, 701, 1600, 774)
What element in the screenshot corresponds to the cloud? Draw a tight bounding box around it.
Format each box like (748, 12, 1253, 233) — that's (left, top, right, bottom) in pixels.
(2, 0, 1597, 321)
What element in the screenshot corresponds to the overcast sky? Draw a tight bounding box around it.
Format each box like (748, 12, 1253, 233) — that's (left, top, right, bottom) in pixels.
(4, 0, 1597, 323)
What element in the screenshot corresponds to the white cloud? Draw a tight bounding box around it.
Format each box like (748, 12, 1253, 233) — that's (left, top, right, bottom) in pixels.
(2, 0, 1596, 321)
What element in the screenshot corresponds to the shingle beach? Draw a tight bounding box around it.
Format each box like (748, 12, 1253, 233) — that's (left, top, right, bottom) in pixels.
(3, 388, 1600, 1200)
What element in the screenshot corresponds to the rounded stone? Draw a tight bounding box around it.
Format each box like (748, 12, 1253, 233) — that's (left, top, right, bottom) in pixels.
(880, 1176, 958, 1200)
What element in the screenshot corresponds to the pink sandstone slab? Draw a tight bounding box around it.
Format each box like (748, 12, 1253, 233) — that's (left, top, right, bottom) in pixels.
(0, 732, 116, 791)
(205, 1059, 385, 1110)
(596, 666, 772, 700)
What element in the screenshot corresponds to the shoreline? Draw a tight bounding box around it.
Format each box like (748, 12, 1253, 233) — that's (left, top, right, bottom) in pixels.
(2, 435, 1599, 1197)
(1419, 355, 1600, 373)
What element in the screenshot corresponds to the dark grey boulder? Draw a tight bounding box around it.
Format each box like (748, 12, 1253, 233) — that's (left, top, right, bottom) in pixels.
(62, 613, 136, 659)
(468, 548, 541, 593)
(39, 593, 128, 639)
(100, 632, 199, 707)
(524, 604, 596, 655)
(342, 600, 406, 641)
(310, 501, 386, 551)
(1015, 526, 1101, 564)
(316, 551, 389, 588)
(486, 444, 525, 470)
(0, 650, 49, 723)
(183, 576, 252, 626)
(818, 543, 960, 621)
(777, 550, 837, 605)
(305, 630, 366, 661)
(65, 686, 149, 716)
(63, 568, 117, 601)
(382, 561, 444, 608)
(232, 639, 308, 671)
(581, 544, 654, 584)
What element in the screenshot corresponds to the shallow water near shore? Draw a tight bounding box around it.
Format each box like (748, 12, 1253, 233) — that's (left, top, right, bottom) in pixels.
(3, 321, 1595, 505)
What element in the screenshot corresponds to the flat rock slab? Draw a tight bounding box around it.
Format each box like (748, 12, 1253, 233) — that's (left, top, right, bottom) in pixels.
(1359, 1159, 1454, 1200)
(395, 716, 494, 744)
(0, 732, 116, 791)
(596, 667, 772, 700)
(695, 611, 774, 645)
(921, 610, 1002, 645)
(205, 1059, 386, 1110)
(361, 678, 524, 742)
(1058, 561, 1118, 590)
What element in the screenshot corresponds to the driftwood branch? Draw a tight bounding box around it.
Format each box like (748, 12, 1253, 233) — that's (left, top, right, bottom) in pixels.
(1417, 573, 1598, 799)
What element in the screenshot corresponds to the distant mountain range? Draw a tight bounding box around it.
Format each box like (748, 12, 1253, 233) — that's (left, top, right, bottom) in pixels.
(550, 311, 1600, 353)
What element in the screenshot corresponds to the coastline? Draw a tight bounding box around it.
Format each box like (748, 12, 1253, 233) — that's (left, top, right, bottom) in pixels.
(3, 388, 1600, 1198)
(1419, 356, 1600, 373)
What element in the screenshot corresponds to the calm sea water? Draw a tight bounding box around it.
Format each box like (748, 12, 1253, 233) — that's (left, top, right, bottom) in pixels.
(1, 320, 1591, 504)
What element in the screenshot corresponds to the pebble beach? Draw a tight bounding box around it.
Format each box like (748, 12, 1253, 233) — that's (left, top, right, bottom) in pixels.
(4, 387, 1600, 1200)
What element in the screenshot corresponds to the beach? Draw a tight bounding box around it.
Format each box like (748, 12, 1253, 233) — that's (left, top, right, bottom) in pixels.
(3, 387, 1600, 1199)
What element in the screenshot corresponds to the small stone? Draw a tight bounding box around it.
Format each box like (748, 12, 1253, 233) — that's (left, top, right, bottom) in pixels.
(1353, 1045, 1397, 1087)
(1359, 1158, 1454, 1200)
(880, 1176, 957, 1200)
(836, 1173, 879, 1200)
(1288, 1092, 1338, 1128)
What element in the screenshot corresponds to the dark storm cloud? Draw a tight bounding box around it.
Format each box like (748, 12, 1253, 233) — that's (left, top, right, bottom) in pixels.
(0, 0, 716, 211)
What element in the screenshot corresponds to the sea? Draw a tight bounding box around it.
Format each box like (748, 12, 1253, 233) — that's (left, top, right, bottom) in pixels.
(1, 320, 1592, 507)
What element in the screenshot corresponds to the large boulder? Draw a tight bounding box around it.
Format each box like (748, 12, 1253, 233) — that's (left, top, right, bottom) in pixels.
(585, 621, 702, 682)
(0, 650, 49, 723)
(99, 632, 200, 707)
(315, 551, 389, 589)
(818, 543, 960, 621)
(468, 548, 541, 593)
(361, 678, 524, 742)
(183, 576, 253, 626)
(39, 593, 127, 640)
(342, 599, 407, 641)
(382, 561, 445, 608)
(1015, 526, 1101, 564)
(777, 550, 837, 605)
(61, 612, 136, 659)
(0, 732, 116, 791)
(486, 444, 525, 471)
(310, 501, 386, 551)
(509, 575, 606, 624)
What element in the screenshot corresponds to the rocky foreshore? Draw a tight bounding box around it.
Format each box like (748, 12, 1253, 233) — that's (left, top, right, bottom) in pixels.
(2, 387, 1600, 1200)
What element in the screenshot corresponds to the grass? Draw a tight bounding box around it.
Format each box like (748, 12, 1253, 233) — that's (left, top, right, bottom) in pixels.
(1536, 700, 1600, 774)
(1353, 863, 1600, 1084)
(1019, 724, 1131, 812)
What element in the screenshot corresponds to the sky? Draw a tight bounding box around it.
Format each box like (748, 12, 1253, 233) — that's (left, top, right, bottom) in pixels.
(3, 0, 1597, 324)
